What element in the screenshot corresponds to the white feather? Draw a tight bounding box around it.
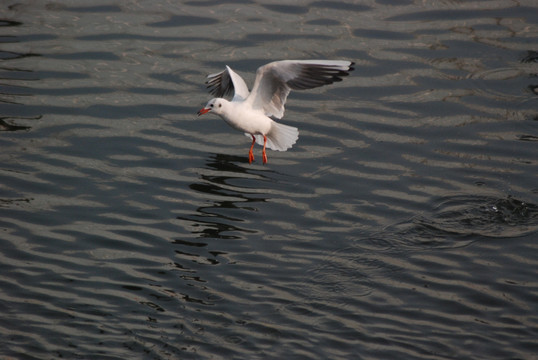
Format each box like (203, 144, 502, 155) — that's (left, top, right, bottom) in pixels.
(245, 122, 299, 151)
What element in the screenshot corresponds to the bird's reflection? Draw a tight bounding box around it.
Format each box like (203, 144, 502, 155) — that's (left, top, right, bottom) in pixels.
(177, 153, 272, 240)
(0, 116, 37, 131)
(171, 153, 271, 293)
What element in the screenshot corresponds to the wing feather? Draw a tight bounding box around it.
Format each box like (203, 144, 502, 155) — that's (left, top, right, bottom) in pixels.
(205, 66, 250, 101)
(206, 70, 232, 97)
(247, 60, 354, 119)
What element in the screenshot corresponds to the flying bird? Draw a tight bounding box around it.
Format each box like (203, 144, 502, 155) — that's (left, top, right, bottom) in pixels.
(197, 60, 354, 164)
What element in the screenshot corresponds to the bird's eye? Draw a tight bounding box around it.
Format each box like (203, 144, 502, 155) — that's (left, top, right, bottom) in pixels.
(210, 104, 213, 107)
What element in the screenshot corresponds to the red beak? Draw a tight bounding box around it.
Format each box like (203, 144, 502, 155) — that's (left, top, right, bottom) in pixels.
(197, 107, 210, 116)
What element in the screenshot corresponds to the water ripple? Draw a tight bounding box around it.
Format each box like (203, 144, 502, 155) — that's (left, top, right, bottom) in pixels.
(1, 1, 537, 359)
(387, 195, 538, 249)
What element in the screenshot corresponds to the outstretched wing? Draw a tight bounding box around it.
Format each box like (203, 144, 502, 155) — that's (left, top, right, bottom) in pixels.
(206, 65, 250, 102)
(247, 60, 354, 119)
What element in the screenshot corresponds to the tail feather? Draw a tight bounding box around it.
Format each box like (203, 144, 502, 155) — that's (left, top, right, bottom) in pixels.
(246, 122, 299, 151)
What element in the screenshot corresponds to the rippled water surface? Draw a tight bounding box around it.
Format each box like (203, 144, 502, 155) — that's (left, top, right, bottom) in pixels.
(1, 1, 538, 359)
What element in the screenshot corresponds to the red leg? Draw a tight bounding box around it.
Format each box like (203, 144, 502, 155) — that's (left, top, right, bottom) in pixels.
(262, 135, 268, 164)
(249, 135, 256, 164)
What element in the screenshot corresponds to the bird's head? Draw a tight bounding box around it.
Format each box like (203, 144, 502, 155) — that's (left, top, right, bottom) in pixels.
(197, 98, 225, 116)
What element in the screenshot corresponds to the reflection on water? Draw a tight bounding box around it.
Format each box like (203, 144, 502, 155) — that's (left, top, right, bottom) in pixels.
(178, 154, 271, 240)
(1, 0, 538, 359)
(0, 18, 40, 131)
(0, 116, 32, 131)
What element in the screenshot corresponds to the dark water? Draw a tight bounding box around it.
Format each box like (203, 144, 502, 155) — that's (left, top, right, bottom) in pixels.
(1, 1, 538, 359)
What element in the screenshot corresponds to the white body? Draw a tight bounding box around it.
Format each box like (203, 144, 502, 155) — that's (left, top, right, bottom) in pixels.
(203, 97, 298, 151)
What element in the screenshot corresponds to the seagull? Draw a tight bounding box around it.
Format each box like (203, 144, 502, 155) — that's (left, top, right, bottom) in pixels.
(197, 60, 354, 164)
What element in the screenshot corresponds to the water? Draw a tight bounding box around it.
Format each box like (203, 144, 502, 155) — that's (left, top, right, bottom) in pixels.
(1, 1, 537, 359)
